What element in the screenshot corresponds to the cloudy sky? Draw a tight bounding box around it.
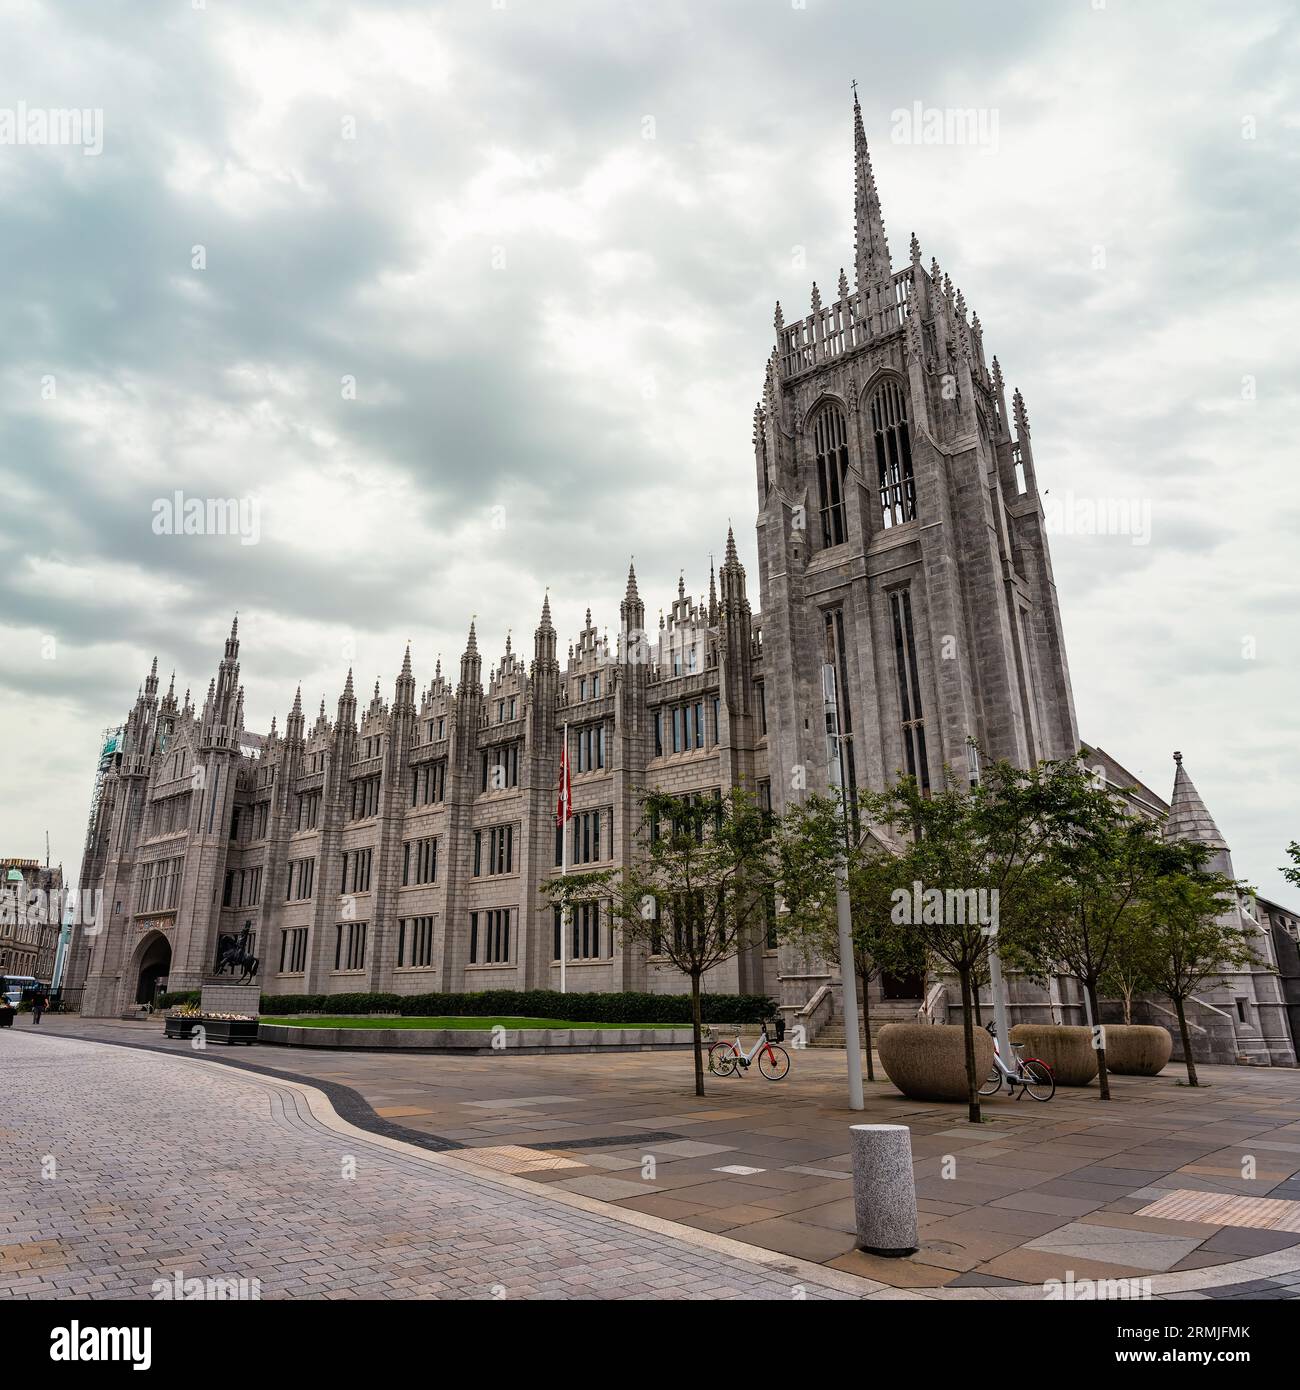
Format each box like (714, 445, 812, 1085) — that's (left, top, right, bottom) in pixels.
(1, 0, 1296, 903)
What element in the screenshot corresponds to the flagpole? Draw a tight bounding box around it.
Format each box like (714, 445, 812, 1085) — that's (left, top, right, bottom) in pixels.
(560, 720, 569, 995)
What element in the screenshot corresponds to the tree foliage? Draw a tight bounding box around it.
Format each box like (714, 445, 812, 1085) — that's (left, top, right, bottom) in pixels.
(542, 788, 777, 1096)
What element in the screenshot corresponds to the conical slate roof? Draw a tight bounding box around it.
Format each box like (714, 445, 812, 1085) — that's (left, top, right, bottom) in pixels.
(1165, 752, 1228, 851)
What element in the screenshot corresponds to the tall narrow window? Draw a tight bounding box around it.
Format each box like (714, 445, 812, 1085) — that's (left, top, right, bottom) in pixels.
(889, 589, 930, 792)
(824, 610, 858, 814)
(813, 404, 849, 547)
(871, 379, 917, 528)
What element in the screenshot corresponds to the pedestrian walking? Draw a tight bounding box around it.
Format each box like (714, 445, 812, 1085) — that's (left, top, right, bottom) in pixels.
(31, 992, 46, 1025)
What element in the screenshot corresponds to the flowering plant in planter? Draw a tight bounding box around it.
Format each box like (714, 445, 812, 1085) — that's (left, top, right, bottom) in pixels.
(165, 1005, 255, 1021)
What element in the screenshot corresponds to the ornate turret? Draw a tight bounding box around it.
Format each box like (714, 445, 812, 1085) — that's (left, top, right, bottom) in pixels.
(458, 620, 482, 695)
(285, 684, 304, 743)
(336, 667, 356, 729)
(199, 617, 242, 751)
(1012, 386, 1037, 491)
(1166, 751, 1231, 875)
(720, 525, 748, 612)
(619, 560, 644, 637)
(394, 643, 415, 712)
(532, 593, 557, 673)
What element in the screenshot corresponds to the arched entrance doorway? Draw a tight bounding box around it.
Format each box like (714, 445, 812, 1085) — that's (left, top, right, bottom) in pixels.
(134, 932, 172, 1006)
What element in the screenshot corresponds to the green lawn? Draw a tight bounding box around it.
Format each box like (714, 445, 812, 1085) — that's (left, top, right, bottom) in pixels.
(260, 1015, 679, 1030)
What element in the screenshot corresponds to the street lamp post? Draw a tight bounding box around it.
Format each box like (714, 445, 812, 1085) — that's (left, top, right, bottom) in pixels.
(823, 662, 865, 1112)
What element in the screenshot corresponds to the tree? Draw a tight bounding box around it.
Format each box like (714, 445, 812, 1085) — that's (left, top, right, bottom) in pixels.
(778, 793, 922, 1081)
(542, 788, 777, 1097)
(1139, 840, 1261, 1086)
(863, 752, 1083, 1123)
(1281, 841, 1300, 890)
(1029, 782, 1166, 1100)
(1099, 918, 1159, 1026)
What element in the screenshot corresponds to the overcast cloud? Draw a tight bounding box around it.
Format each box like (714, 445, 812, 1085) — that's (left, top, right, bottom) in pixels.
(1, 0, 1296, 903)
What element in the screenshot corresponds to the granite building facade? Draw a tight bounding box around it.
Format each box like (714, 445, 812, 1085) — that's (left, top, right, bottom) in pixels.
(72, 547, 771, 1013)
(68, 98, 1298, 1066)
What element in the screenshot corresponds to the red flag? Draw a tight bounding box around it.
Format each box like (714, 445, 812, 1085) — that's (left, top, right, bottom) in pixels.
(556, 737, 573, 826)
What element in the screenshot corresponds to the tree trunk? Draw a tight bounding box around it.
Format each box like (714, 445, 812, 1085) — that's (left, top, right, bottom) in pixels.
(973, 989, 983, 1029)
(859, 968, 874, 1082)
(959, 967, 981, 1124)
(1121, 987, 1133, 1026)
(690, 970, 705, 1097)
(1174, 995, 1198, 1087)
(1087, 977, 1110, 1101)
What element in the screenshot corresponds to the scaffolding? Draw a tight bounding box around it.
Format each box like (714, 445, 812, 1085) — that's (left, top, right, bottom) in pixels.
(82, 725, 123, 856)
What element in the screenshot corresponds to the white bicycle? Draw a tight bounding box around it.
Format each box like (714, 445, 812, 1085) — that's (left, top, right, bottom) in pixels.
(708, 1021, 790, 1080)
(978, 1021, 1055, 1101)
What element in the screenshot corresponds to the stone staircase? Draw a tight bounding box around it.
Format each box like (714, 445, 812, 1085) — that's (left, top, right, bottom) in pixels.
(811, 994, 926, 1048)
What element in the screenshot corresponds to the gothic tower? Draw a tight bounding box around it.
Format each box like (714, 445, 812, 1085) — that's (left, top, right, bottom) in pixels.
(755, 93, 1079, 825)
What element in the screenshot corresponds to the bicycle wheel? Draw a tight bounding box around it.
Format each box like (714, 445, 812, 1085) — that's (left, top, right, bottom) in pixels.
(978, 1067, 1003, 1097)
(1021, 1058, 1055, 1102)
(708, 1042, 738, 1077)
(758, 1045, 790, 1080)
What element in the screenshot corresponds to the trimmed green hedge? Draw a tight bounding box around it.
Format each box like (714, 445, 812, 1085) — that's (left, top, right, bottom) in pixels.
(160, 988, 774, 1023)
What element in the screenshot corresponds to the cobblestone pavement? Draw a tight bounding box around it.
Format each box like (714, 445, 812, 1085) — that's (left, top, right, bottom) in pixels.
(31, 1016, 1300, 1293)
(1, 1032, 867, 1301)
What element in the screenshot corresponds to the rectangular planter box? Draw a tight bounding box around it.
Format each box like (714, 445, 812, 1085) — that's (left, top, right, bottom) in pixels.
(256, 1022, 696, 1052)
(165, 1016, 258, 1045)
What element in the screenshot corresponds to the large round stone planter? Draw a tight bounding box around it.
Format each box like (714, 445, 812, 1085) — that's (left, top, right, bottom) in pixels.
(1101, 1024, 1172, 1076)
(1010, 1024, 1098, 1087)
(877, 1024, 994, 1103)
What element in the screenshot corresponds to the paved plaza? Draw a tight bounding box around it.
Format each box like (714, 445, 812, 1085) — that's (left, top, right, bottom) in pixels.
(8, 1020, 1300, 1300)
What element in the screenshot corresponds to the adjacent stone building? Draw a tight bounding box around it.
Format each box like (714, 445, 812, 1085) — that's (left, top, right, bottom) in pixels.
(0, 857, 62, 986)
(68, 97, 1299, 1066)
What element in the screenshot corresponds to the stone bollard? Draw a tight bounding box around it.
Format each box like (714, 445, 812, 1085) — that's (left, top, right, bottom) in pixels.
(850, 1123, 918, 1257)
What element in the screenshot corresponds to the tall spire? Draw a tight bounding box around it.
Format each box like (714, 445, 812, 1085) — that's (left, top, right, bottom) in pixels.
(852, 84, 892, 289)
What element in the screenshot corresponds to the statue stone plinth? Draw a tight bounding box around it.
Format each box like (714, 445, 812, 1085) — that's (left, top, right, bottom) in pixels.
(200, 982, 261, 1018)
